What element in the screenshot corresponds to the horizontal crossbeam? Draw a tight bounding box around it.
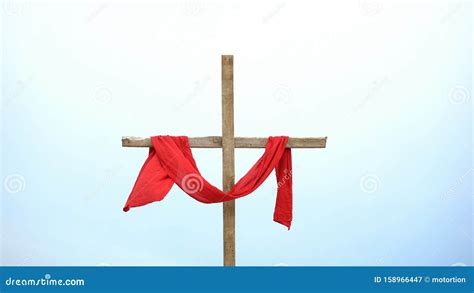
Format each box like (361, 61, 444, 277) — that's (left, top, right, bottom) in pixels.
(122, 136, 327, 148)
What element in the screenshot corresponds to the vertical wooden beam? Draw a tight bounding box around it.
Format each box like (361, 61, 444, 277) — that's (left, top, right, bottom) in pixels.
(222, 55, 235, 266)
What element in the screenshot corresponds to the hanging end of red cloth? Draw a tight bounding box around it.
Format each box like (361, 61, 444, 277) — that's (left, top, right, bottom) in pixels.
(273, 142, 293, 230)
(273, 212, 292, 230)
(274, 219, 291, 230)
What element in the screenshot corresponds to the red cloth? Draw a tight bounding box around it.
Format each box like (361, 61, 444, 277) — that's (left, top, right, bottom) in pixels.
(123, 136, 293, 229)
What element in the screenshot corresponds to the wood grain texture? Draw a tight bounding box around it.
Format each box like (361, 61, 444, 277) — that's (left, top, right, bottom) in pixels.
(222, 55, 236, 267)
(122, 136, 328, 148)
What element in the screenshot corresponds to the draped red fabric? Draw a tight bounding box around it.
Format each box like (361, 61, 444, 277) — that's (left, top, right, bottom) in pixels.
(123, 136, 293, 229)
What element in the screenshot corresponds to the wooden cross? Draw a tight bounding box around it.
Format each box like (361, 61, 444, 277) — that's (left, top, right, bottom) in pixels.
(122, 55, 327, 266)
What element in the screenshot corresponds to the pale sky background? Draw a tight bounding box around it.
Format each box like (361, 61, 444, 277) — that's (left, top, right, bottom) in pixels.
(1, 0, 472, 266)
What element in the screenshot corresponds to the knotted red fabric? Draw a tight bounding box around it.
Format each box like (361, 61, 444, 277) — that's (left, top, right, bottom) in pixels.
(123, 136, 293, 229)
